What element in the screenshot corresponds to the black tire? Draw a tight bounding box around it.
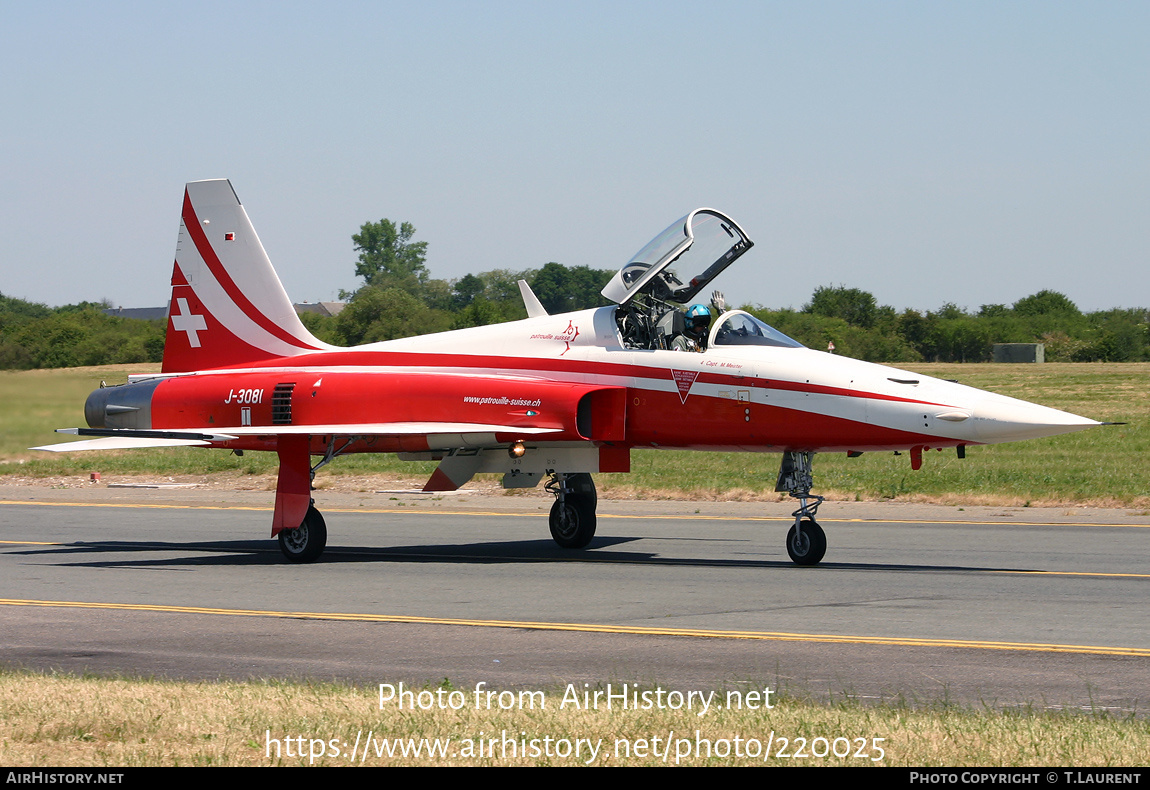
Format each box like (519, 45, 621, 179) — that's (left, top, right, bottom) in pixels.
(549, 494, 597, 549)
(786, 518, 826, 566)
(278, 505, 327, 563)
(566, 472, 597, 506)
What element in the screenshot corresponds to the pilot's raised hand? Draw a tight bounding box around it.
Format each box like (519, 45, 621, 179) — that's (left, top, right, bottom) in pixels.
(710, 290, 726, 312)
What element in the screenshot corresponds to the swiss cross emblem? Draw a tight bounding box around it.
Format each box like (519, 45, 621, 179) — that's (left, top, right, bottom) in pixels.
(171, 297, 208, 348)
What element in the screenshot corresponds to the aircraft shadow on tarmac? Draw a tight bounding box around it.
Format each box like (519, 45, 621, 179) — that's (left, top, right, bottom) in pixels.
(5, 538, 1020, 573)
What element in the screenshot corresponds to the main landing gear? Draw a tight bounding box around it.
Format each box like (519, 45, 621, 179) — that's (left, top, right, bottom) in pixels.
(278, 502, 328, 563)
(546, 472, 598, 548)
(777, 451, 827, 566)
(543, 458, 828, 564)
(274, 437, 348, 563)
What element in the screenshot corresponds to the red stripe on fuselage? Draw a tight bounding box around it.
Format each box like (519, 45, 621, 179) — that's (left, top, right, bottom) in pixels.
(622, 386, 956, 451)
(691, 370, 948, 405)
(227, 348, 958, 409)
(181, 189, 320, 353)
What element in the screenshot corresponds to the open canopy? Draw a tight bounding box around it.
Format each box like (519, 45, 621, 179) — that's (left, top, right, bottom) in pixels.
(600, 208, 753, 306)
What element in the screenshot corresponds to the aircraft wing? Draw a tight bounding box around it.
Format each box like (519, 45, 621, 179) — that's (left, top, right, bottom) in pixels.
(32, 422, 563, 453)
(200, 423, 563, 437)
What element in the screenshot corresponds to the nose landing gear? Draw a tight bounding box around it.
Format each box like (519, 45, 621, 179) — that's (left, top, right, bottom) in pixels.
(777, 451, 826, 566)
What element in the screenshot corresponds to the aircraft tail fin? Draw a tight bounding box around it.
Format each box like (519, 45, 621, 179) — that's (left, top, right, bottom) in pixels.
(162, 179, 329, 372)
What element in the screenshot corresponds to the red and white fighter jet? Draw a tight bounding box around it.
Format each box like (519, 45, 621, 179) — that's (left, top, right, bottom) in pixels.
(37, 179, 1101, 565)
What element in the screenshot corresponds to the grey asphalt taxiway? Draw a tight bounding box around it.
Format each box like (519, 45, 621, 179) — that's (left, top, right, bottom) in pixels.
(1, 482, 1148, 714)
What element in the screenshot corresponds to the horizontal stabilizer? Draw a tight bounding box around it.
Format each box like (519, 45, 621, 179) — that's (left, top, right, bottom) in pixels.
(32, 437, 213, 452)
(33, 426, 240, 452)
(57, 427, 239, 442)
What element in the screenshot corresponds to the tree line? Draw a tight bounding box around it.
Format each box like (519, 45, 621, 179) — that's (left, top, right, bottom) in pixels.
(749, 285, 1149, 363)
(1, 218, 1146, 369)
(0, 293, 165, 369)
(310, 218, 614, 345)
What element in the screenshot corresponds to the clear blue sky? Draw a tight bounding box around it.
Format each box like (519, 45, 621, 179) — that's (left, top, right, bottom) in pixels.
(2, 1, 1146, 313)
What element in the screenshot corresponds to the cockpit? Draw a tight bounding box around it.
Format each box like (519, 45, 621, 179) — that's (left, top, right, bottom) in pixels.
(710, 310, 803, 349)
(602, 208, 803, 352)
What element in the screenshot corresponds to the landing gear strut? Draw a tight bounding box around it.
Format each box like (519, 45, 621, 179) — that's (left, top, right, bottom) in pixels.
(777, 451, 826, 566)
(273, 436, 352, 563)
(546, 472, 597, 548)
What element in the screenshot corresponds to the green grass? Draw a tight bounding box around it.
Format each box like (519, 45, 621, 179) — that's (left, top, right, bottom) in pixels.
(1, 670, 1147, 766)
(3, 363, 1146, 506)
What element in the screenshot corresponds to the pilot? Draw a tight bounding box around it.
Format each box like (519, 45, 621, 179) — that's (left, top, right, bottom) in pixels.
(670, 291, 727, 352)
(672, 304, 712, 352)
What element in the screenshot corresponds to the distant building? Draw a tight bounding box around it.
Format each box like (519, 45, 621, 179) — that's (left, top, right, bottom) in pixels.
(293, 302, 346, 317)
(993, 343, 1045, 363)
(102, 305, 170, 321)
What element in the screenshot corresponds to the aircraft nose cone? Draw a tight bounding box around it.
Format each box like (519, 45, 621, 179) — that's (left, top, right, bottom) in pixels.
(972, 393, 1101, 444)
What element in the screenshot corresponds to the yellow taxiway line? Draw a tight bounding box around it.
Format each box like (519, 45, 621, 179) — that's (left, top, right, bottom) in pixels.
(1, 597, 1148, 658)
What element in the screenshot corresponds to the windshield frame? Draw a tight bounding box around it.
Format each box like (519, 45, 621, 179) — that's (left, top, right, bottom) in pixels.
(709, 310, 805, 350)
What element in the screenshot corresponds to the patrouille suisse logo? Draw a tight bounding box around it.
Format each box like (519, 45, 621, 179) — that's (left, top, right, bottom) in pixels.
(671, 369, 699, 403)
(557, 320, 579, 355)
(529, 320, 580, 355)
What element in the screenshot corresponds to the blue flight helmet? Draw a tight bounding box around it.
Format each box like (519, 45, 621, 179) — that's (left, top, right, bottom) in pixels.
(685, 304, 711, 339)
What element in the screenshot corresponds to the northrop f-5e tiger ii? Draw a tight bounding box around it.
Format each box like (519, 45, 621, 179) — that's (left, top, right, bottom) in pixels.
(36, 180, 1102, 564)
